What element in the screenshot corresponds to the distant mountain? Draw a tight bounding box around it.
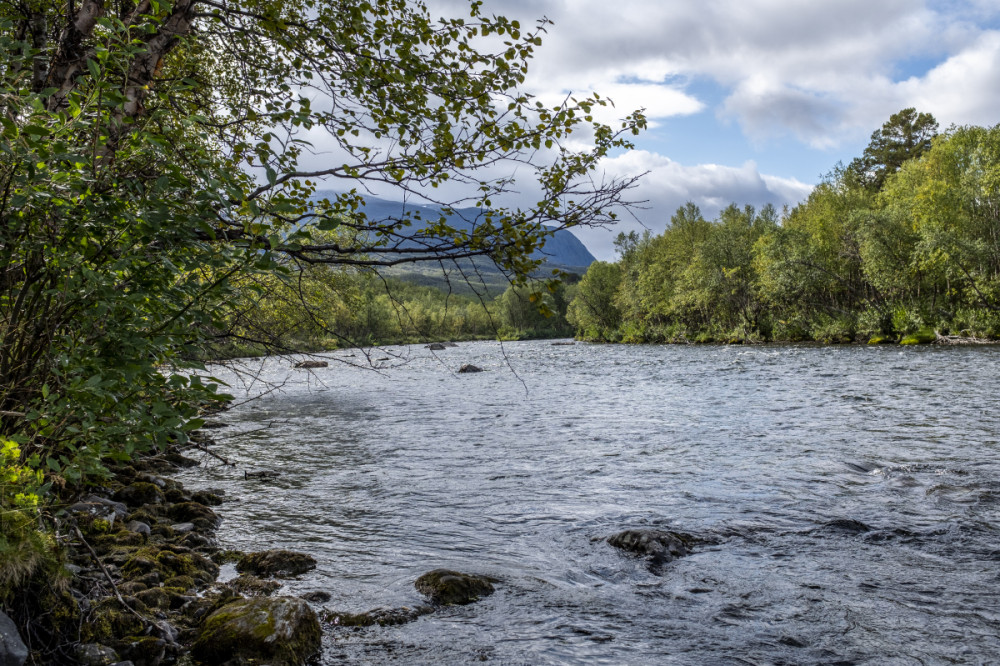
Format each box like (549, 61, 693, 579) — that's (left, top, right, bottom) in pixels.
(312, 194, 596, 273)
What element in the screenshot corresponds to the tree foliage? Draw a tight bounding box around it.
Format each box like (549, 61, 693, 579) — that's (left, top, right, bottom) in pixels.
(0, 0, 647, 589)
(569, 113, 1000, 344)
(849, 108, 939, 191)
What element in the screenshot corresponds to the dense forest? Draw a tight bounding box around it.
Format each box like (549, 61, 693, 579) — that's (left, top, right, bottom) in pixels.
(567, 110, 1000, 344)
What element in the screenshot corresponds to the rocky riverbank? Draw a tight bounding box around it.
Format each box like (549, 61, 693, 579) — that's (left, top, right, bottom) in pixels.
(3, 438, 322, 666)
(2, 433, 509, 666)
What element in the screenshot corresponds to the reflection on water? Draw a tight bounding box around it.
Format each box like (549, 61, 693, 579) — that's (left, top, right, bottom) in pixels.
(179, 342, 1000, 664)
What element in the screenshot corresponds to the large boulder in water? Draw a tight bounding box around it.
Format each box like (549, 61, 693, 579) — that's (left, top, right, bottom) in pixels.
(414, 569, 496, 605)
(457, 364, 483, 374)
(608, 529, 690, 566)
(191, 596, 321, 666)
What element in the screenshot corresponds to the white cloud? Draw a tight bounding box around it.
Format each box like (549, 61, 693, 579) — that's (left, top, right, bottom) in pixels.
(574, 150, 814, 260)
(490, 0, 999, 147)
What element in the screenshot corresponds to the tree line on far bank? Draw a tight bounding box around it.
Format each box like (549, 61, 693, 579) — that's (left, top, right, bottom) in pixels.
(566, 110, 1000, 344)
(210, 269, 577, 357)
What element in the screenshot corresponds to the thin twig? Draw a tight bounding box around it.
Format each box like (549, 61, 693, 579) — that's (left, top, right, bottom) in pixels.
(72, 526, 149, 624)
(188, 441, 236, 466)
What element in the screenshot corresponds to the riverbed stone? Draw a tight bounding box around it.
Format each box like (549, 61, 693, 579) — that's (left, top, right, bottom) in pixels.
(294, 360, 328, 369)
(0, 611, 28, 666)
(821, 518, 873, 534)
(608, 529, 690, 566)
(414, 569, 496, 606)
(191, 596, 321, 666)
(323, 605, 433, 627)
(236, 550, 317, 578)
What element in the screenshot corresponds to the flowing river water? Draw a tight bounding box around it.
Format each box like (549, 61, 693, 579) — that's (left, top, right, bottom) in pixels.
(181, 341, 1000, 665)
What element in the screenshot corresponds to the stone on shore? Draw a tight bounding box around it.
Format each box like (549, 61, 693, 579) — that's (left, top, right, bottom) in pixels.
(191, 597, 321, 666)
(0, 611, 28, 666)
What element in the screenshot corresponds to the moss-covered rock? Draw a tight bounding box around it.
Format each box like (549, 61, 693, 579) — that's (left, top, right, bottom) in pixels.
(235, 550, 316, 578)
(226, 574, 282, 597)
(900, 328, 937, 345)
(113, 482, 165, 507)
(161, 575, 195, 590)
(414, 570, 496, 606)
(210, 549, 245, 565)
(166, 502, 218, 526)
(164, 488, 191, 504)
(74, 642, 120, 666)
(191, 490, 224, 507)
(134, 587, 171, 610)
(120, 546, 218, 582)
(191, 596, 321, 666)
(82, 598, 147, 644)
(112, 635, 166, 666)
(867, 334, 895, 345)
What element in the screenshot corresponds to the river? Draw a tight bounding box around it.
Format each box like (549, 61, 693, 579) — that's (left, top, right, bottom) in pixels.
(182, 341, 1000, 664)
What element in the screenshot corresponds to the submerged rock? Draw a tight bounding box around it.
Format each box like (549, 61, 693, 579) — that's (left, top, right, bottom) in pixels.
(322, 605, 432, 628)
(426, 343, 447, 350)
(607, 529, 690, 566)
(820, 518, 873, 534)
(236, 550, 317, 578)
(457, 364, 483, 374)
(191, 597, 321, 666)
(414, 569, 496, 606)
(294, 360, 328, 369)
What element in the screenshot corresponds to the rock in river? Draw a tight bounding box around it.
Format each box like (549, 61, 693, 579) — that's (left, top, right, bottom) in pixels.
(414, 569, 496, 606)
(236, 550, 317, 578)
(294, 360, 328, 369)
(608, 529, 690, 566)
(192, 597, 321, 666)
(457, 364, 483, 373)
